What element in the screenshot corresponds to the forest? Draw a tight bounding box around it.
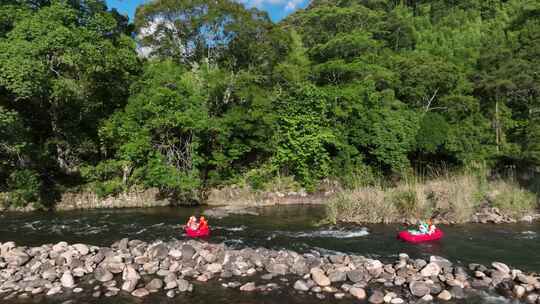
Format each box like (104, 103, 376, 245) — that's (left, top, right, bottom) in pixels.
(0, 0, 539, 208)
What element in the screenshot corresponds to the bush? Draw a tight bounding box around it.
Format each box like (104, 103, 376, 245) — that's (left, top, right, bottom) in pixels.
(6, 169, 42, 207)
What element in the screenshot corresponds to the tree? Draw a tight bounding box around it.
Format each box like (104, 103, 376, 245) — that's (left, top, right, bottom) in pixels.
(0, 1, 139, 206)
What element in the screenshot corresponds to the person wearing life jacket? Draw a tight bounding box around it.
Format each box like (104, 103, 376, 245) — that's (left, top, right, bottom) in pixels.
(199, 216, 208, 231)
(187, 216, 198, 230)
(427, 219, 436, 234)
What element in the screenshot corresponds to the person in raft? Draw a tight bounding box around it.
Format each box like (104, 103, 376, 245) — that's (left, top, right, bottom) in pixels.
(409, 219, 436, 235)
(199, 216, 208, 230)
(186, 216, 199, 230)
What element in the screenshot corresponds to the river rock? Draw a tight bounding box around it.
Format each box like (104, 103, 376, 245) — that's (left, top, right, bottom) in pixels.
(421, 263, 441, 277)
(267, 263, 288, 275)
(391, 298, 404, 304)
(525, 293, 538, 303)
(169, 249, 182, 259)
(131, 288, 149, 298)
(311, 268, 331, 286)
(492, 262, 510, 274)
(328, 270, 347, 282)
(514, 285, 526, 298)
(177, 278, 191, 292)
(410, 281, 430, 297)
(94, 267, 113, 282)
(61, 272, 75, 288)
(438, 290, 452, 301)
(146, 278, 163, 291)
(349, 287, 366, 300)
(365, 260, 383, 277)
(450, 286, 465, 299)
(121, 279, 138, 293)
(71, 244, 88, 256)
(106, 262, 125, 274)
(5, 249, 30, 267)
(518, 274, 538, 285)
(52, 242, 68, 253)
(240, 282, 256, 292)
(148, 244, 168, 260)
(430, 256, 452, 269)
(368, 290, 384, 304)
(294, 280, 310, 291)
(122, 265, 140, 281)
(414, 259, 427, 269)
(421, 294, 433, 301)
(207, 263, 222, 273)
(383, 292, 395, 303)
(347, 269, 367, 283)
(46, 286, 62, 296)
(181, 245, 196, 260)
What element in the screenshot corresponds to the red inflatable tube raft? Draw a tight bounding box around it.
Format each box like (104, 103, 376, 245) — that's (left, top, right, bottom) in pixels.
(398, 228, 444, 243)
(185, 226, 210, 238)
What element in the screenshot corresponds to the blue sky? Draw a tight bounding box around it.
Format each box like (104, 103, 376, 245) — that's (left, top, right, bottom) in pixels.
(105, 0, 310, 22)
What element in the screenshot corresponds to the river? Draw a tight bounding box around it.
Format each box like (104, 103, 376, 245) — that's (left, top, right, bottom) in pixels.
(0, 205, 538, 304)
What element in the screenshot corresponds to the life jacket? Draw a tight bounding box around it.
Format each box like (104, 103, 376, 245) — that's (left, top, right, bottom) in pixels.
(199, 219, 208, 230)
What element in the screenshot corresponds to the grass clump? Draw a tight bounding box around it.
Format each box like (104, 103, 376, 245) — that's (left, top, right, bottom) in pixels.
(326, 187, 399, 224)
(324, 170, 530, 224)
(488, 180, 537, 218)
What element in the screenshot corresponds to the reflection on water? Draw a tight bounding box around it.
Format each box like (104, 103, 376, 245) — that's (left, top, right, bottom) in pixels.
(0, 205, 539, 304)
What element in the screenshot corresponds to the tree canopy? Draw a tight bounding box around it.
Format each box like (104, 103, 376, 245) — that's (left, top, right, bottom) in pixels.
(0, 0, 538, 207)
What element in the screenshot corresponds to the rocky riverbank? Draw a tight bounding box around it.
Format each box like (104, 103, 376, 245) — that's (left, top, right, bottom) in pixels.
(1, 240, 539, 304)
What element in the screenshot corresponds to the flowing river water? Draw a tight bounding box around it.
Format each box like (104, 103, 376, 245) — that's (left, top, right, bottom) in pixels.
(1, 205, 539, 304)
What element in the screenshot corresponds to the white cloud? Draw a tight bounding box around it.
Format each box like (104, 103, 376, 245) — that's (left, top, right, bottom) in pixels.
(284, 0, 304, 11)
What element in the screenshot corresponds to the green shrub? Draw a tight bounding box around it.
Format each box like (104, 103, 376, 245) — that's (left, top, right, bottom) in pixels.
(6, 169, 41, 207)
(93, 179, 125, 199)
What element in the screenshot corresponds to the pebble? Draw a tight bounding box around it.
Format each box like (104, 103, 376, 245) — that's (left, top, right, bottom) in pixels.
(438, 290, 452, 301)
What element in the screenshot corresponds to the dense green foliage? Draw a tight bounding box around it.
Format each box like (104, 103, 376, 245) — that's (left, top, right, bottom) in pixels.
(0, 0, 539, 207)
